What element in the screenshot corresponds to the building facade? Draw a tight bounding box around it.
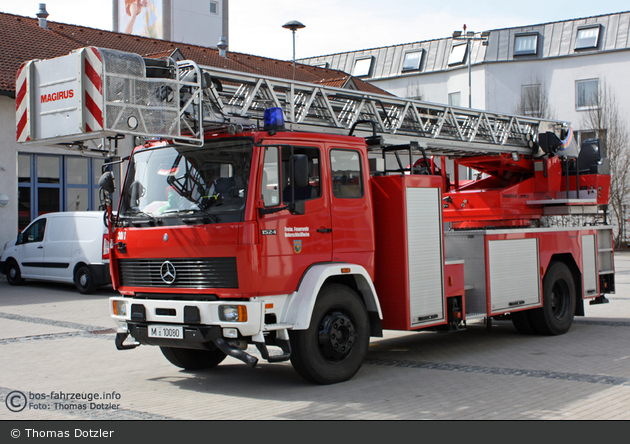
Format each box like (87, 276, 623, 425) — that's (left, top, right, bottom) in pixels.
(300, 12, 630, 146)
(113, 0, 229, 48)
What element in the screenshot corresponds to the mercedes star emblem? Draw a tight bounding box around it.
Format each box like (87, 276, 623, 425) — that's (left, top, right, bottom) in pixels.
(160, 261, 177, 284)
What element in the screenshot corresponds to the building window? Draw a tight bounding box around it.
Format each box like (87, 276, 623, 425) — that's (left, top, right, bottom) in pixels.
(313, 62, 329, 69)
(210, 1, 218, 14)
(448, 92, 461, 107)
(402, 50, 423, 72)
(353, 57, 374, 77)
(521, 84, 541, 116)
(576, 79, 599, 110)
(448, 43, 467, 66)
(575, 26, 600, 50)
(514, 34, 538, 56)
(16, 154, 117, 231)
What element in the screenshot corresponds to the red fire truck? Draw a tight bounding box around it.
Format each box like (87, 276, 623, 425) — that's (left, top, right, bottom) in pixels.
(17, 47, 614, 384)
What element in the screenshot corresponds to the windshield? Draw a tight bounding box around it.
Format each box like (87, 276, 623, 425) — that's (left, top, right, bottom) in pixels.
(119, 139, 253, 225)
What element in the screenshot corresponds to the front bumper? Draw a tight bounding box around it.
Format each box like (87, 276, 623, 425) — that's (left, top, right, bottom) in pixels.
(0, 260, 6, 275)
(110, 297, 264, 338)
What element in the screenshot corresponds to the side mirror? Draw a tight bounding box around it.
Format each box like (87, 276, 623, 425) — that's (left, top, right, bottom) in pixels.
(99, 171, 116, 194)
(292, 154, 309, 188)
(16, 233, 23, 245)
(291, 200, 305, 215)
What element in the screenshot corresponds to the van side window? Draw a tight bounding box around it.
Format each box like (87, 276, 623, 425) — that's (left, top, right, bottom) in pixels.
(330, 149, 363, 198)
(22, 218, 47, 243)
(281, 147, 321, 203)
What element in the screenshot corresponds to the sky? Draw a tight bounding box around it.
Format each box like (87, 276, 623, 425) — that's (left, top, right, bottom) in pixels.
(2, 1, 629, 60)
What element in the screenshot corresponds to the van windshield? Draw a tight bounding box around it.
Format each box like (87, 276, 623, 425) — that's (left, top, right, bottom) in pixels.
(118, 139, 253, 225)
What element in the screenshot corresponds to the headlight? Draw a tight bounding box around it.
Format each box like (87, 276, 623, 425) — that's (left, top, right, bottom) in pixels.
(112, 300, 128, 317)
(219, 305, 248, 322)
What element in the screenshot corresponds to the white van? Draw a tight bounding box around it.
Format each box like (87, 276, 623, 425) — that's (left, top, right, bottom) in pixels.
(0, 211, 111, 294)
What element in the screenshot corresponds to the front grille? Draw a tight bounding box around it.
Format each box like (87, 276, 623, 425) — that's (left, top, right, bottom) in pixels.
(118, 258, 238, 289)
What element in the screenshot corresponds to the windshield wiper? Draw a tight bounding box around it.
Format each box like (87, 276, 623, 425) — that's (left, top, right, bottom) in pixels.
(180, 209, 221, 224)
(127, 210, 161, 226)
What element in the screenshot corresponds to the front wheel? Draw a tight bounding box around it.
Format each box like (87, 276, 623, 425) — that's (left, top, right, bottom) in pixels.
(531, 261, 576, 335)
(289, 284, 370, 384)
(160, 347, 227, 370)
(6, 259, 25, 286)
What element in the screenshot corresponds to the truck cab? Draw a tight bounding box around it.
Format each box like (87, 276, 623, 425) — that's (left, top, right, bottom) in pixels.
(109, 130, 383, 384)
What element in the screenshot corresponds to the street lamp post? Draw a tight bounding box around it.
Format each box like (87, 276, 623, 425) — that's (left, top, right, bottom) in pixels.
(282, 20, 306, 67)
(452, 26, 490, 108)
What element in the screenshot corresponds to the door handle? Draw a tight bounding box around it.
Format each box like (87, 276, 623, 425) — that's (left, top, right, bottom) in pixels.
(37, 246, 44, 249)
(317, 228, 332, 233)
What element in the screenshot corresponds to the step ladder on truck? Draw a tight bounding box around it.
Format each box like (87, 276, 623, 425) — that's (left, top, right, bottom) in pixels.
(15, 46, 614, 384)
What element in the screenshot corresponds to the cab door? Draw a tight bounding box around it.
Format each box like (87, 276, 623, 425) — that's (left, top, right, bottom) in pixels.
(328, 148, 375, 271)
(17, 217, 47, 279)
(257, 145, 332, 294)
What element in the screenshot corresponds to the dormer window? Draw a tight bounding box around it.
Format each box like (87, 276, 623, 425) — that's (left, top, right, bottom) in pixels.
(402, 50, 423, 72)
(514, 34, 538, 56)
(353, 57, 374, 77)
(448, 43, 467, 66)
(576, 25, 601, 50)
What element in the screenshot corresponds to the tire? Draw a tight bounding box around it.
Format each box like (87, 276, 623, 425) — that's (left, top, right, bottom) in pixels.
(530, 262, 576, 335)
(74, 265, 98, 294)
(160, 346, 227, 370)
(6, 259, 25, 286)
(511, 310, 537, 335)
(289, 284, 370, 384)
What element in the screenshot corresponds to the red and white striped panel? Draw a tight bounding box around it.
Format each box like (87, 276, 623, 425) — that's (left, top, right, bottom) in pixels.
(15, 61, 33, 142)
(82, 47, 104, 133)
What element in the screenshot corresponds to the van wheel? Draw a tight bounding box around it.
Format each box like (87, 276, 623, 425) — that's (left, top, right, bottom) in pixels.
(160, 347, 227, 370)
(289, 284, 370, 384)
(6, 259, 25, 286)
(75, 265, 98, 294)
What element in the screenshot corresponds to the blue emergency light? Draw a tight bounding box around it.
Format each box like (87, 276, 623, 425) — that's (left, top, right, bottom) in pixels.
(264, 107, 286, 132)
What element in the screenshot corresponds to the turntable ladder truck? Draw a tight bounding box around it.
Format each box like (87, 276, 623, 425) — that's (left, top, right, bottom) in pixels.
(16, 47, 614, 384)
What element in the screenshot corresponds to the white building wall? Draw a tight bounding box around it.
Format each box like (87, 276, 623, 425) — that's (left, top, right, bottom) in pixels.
(171, 0, 225, 47)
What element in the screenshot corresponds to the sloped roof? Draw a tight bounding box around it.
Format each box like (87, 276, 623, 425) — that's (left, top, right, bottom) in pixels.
(0, 12, 390, 96)
(299, 11, 630, 80)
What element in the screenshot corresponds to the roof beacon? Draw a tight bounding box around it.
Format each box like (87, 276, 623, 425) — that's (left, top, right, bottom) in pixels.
(264, 107, 285, 133)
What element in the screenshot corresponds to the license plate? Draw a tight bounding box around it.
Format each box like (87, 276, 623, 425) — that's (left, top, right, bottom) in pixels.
(148, 325, 184, 339)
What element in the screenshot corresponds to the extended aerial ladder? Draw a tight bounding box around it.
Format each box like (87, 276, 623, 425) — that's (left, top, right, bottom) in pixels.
(18, 47, 609, 225)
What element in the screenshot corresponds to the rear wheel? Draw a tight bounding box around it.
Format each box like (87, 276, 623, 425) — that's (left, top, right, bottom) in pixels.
(160, 347, 227, 370)
(289, 284, 370, 384)
(6, 259, 25, 286)
(75, 265, 98, 294)
(531, 262, 576, 335)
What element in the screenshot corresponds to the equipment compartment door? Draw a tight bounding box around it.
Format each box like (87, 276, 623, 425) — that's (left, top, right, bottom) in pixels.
(488, 238, 540, 313)
(406, 187, 445, 326)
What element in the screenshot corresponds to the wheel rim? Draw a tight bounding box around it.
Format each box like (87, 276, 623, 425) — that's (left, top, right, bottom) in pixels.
(79, 272, 88, 287)
(318, 309, 356, 363)
(551, 280, 570, 320)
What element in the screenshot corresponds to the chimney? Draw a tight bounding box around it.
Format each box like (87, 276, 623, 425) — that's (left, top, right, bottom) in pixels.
(37, 3, 49, 29)
(217, 36, 228, 58)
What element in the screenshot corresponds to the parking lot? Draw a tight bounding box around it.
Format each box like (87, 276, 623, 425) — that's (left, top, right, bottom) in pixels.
(1, 253, 630, 421)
